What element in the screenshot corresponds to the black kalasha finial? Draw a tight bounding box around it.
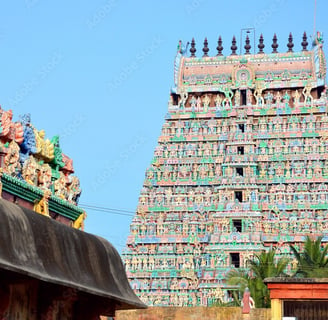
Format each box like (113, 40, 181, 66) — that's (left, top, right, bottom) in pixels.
(231, 36, 237, 55)
(287, 32, 294, 52)
(302, 31, 308, 51)
(258, 34, 265, 54)
(272, 33, 278, 53)
(217, 36, 223, 56)
(203, 37, 209, 57)
(190, 38, 196, 57)
(244, 35, 251, 54)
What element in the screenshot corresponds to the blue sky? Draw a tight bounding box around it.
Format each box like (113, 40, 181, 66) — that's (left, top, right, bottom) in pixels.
(0, 0, 327, 252)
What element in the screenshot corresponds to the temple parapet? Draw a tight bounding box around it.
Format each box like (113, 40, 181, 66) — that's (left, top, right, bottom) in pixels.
(0, 107, 84, 227)
(173, 32, 326, 101)
(178, 51, 316, 92)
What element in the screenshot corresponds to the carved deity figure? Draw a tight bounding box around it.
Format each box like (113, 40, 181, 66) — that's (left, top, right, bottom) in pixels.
(19, 113, 37, 165)
(275, 91, 282, 106)
(34, 129, 55, 161)
(4, 141, 21, 177)
(225, 166, 233, 177)
(302, 82, 313, 106)
(203, 94, 211, 112)
(293, 89, 301, 106)
(246, 89, 253, 105)
(221, 86, 233, 108)
(190, 95, 197, 111)
(54, 172, 67, 199)
(73, 212, 87, 230)
(283, 90, 290, 107)
(264, 91, 274, 106)
(215, 93, 223, 108)
(250, 190, 257, 202)
(221, 217, 230, 232)
(33, 189, 52, 217)
(0, 108, 24, 143)
(196, 97, 202, 112)
(22, 155, 39, 185)
(259, 164, 266, 178)
(67, 176, 82, 204)
(180, 91, 188, 109)
(254, 83, 265, 107)
(234, 90, 240, 106)
(50, 135, 65, 178)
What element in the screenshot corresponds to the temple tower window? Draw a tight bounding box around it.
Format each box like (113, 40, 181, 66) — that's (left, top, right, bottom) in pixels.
(230, 253, 240, 268)
(238, 123, 245, 132)
(235, 191, 243, 202)
(241, 90, 247, 105)
(172, 94, 179, 105)
(232, 219, 242, 232)
(236, 167, 244, 176)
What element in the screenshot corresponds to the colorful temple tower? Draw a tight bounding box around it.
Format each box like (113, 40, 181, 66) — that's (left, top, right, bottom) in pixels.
(122, 32, 328, 306)
(0, 108, 84, 227)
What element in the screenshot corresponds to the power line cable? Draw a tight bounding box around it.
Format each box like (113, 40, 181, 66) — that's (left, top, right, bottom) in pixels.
(79, 203, 135, 213)
(79, 203, 135, 217)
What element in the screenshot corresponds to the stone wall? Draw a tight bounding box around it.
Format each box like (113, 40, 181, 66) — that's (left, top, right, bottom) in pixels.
(115, 307, 271, 320)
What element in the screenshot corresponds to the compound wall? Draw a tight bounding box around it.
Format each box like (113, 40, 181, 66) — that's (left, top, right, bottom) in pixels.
(115, 307, 271, 320)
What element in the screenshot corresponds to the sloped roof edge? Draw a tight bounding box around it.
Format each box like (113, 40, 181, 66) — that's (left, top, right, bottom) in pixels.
(0, 199, 146, 310)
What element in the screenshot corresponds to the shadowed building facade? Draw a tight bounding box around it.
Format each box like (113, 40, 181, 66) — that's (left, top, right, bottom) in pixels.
(0, 199, 145, 319)
(122, 32, 328, 306)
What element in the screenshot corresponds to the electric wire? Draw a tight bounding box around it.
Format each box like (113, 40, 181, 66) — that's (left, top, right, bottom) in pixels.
(79, 203, 135, 217)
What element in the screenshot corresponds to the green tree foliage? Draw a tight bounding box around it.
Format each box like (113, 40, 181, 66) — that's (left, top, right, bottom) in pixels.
(225, 269, 248, 307)
(226, 249, 289, 308)
(225, 237, 328, 308)
(290, 236, 328, 278)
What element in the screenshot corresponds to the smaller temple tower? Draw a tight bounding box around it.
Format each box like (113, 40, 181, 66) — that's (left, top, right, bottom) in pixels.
(0, 108, 85, 227)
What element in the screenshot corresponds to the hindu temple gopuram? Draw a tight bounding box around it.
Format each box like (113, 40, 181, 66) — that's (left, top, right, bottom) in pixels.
(122, 32, 328, 306)
(0, 108, 85, 227)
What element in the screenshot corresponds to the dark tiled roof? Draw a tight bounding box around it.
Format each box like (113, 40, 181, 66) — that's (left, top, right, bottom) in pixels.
(0, 199, 146, 311)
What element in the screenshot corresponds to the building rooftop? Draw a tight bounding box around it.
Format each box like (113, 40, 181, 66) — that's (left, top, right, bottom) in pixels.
(0, 107, 84, 224)
(173, 32, 326, 94)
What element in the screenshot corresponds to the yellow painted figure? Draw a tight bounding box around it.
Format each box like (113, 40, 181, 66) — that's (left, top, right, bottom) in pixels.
(33, 190, 52, 217)
(73, 212, 87, 230)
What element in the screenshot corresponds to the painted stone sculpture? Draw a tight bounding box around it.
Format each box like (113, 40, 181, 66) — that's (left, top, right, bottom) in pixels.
(0, 109, 83, 227)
